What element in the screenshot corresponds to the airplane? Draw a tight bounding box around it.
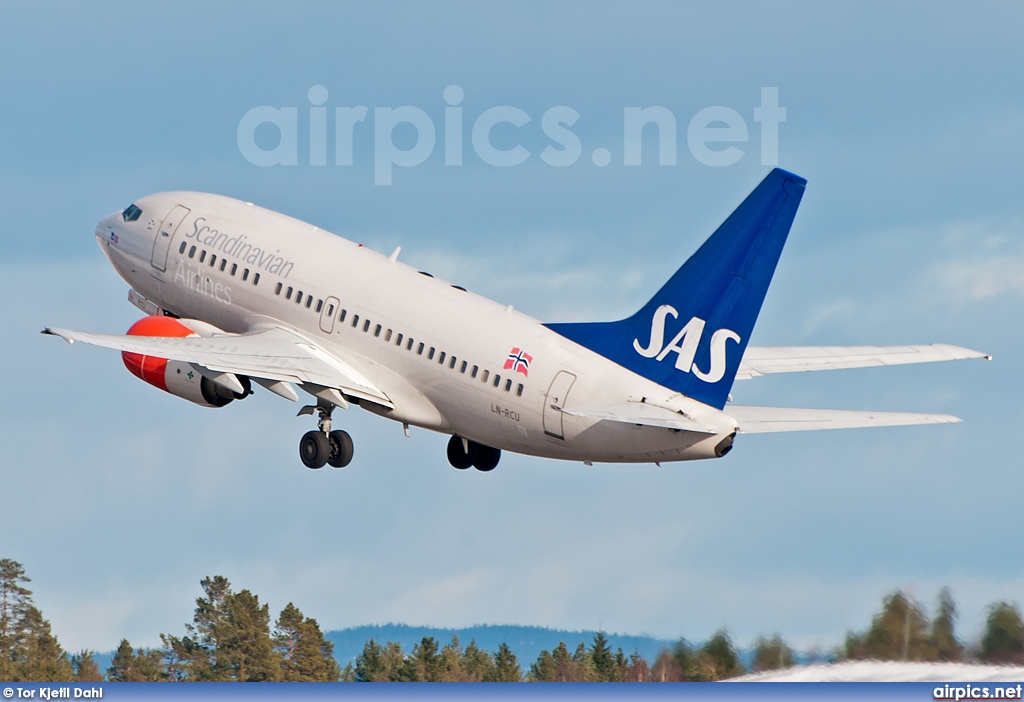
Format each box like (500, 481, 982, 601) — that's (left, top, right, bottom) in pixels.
(43, 169, 989, 471)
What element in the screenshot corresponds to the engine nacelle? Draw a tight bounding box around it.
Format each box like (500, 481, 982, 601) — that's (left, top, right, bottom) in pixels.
(122, 316, 249, 408)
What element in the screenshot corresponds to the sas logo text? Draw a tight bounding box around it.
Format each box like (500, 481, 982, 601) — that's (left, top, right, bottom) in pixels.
(633, 304, 740, 383)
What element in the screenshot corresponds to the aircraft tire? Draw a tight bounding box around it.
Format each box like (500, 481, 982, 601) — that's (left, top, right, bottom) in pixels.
(473, 445, 501, 472)
(299, 430, 330, 469)
(328, 430, 354, 468)
(447, 436, 476, 469)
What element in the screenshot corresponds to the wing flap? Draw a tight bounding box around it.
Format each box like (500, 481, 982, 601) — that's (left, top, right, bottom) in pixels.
(43, 326, 393, 408)
(736, 344, 990, 380)
(559, 403, 717, 434)
(726, 404, 961, 434)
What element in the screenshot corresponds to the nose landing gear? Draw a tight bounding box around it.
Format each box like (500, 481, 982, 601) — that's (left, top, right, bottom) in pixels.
(298, 403, 354, 469)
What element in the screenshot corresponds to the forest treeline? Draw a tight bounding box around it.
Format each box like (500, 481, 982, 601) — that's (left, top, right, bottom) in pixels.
(3, 558, 1024, 682)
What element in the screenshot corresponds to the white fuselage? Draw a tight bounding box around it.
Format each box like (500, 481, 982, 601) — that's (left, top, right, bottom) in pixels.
(95, 192, 739, 463)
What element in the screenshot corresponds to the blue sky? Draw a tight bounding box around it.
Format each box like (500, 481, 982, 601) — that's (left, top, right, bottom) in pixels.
(2, 1, 1023, 654)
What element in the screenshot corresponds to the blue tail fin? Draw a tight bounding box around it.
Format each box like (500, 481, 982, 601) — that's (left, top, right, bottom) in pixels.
(545, 168, 806, 410)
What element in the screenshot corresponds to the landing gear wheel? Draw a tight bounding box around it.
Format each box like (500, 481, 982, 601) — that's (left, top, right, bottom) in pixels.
(328, 430, 354, 468)
(299, 430, 330, 469)
(447, 436, 477, 469)
(473, 445, 501, 472)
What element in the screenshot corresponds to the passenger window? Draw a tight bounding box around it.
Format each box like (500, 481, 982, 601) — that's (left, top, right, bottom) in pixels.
(220, 260, 227, 272)
(275, 282, 283, 295)
(363, 319, 370, 332)
(253, 273, 260, 286)
(352, 314, 359, 327)
(242, 269, 249, 281)
(189, 246, 196, 258)
(327, 303, 334, 317)
(428, 347, 435, 360)
(286, 287, 293, 300)
(395, 333, 403, 346)
(339, 309, 347, 322)
(178, 242, 187, 254)
(305, 296, 313, 309)
(504, 379, 512, 392)
(481, 370, 489, 383)
(471, 365, 478, 378)
(516, 384, 524, 397)
(417, 343, 424, 355)
(460, 361, 467, 373)
(493, 374, 501, 388)
(210, 255, 217, 267)
(296, 292, 303, 304)
(316, 299, 323, 313)
(438, 351, 446, 364)
(199, 250, 206, 263)
(384, 329, 392, 342)
(230, 263, 237, 276)
(450, 357, 457, 370)
(407, 338, 414, 350)
(374, 325, 381, 337)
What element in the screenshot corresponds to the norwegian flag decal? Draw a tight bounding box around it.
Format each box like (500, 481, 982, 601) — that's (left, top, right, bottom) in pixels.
(504, 347, 532, 376)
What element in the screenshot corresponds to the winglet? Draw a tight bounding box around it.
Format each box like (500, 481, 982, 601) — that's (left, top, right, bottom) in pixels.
(42, 328, 74, 344)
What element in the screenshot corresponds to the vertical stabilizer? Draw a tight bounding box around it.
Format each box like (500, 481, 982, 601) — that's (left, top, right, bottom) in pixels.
(545, 169, 806, 409)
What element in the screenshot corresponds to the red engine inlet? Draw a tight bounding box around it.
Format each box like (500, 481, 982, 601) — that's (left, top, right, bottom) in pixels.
(122, 316, 195, 390)
(122, 316, 248, 407)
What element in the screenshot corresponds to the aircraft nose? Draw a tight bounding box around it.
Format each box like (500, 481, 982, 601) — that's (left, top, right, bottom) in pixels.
(95, 212, 120, 245)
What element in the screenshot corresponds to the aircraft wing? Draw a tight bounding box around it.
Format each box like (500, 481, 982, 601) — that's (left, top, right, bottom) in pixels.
(725, 405, 961, 434)
(735, 344, 989, 380)
(559, 403, 718, 433)
(42, 326, 392, 408)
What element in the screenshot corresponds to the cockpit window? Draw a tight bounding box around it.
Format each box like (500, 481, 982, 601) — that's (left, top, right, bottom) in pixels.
(121, 204, 142, 222)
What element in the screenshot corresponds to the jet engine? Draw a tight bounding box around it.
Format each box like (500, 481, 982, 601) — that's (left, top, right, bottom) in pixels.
(121, 316, 250, 407)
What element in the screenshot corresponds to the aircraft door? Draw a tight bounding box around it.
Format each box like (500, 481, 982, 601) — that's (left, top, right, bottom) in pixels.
(543, 370, 576, 439)
(320, 296, 340, 333)
(151, 205, 191, 271)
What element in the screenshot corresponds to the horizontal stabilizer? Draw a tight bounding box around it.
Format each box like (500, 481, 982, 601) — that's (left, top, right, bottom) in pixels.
(736, 344, 990, 379)
(559, 403, 717, 434)
(725, 405, 961, 434)
(42, 326, 392, 408)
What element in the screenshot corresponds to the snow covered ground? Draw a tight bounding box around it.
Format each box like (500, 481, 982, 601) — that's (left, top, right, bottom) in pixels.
(734, 661, 1024, 682)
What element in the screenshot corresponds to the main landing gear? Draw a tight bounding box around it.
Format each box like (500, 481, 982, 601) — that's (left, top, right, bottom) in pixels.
(447, 436, 501, 472)
(298, 403, 353, 470)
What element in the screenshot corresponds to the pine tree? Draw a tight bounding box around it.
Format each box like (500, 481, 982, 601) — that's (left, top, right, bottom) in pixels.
(752, 634, 795, 672)
(528, 649, 557, 681)
(489, 642, 522, 682)
(17, 606, 74, 681)
(71, 650, 103, 682)
(845, 590, 930, 661)
(0, 559, 33, 681)
(981, 602, 1024, 664)
(589, 631, 614, 681)
(274, 603, 339, 681)
(461, 639, 494, 682)
(410, 636, 441, 681)
(354, 639, 407, 682)
(696, 629, 744, 680)
(161, 576, 281, 681)
(107, 639, 164, 682)
(931, 588, 962, 662)
(670, 639, 698, 681)
(438, 636, 469, 681)
(354, 638, 386, 682)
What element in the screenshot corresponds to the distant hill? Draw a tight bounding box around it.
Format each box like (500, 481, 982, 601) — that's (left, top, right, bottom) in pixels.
(326, 624, 676, 668)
